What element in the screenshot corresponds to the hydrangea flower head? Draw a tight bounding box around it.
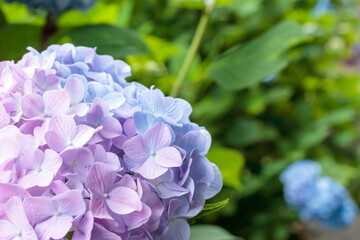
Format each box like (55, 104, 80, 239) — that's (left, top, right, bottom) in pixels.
(0, 43, 223, 240)
(5, 0, 99, 16)
(280, 159, 321, 208)
(280, 160, 358, 228)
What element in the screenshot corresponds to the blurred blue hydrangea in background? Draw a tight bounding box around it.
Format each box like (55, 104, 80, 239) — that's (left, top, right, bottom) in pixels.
(5, 0, 98, 16)
(312, 0, 332, 17)
(280, 160, 358, 228)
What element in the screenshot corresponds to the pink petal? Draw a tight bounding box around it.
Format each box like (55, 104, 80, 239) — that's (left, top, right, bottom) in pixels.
(64, 77, 85, 104)
(35, 170, 55, 187)
(122, 203, 151, 230)
(67, 103, 89, 117)
(105, 152, 121, 170)
(49, 180, 69, 195)
(91, 223, 121, 240)
(0, 102, 10, 129)
(123, 118, 136, 137)
(86, 98, 109, 124)
(32, 119, 49, 146)
(35, 215, 73, 240)
(112, 135, 128, 149)
(123, 136, 149, 162)
(42, 149, 62, 174)
(44, 131, 68, 153)
(89, 194, 112, 219)
(132, 157, 167, 179)
(118, 174, 137, 191)
(155, 147, 182, 168)
(0, 125, 20, 139)
(43, 90, 70, 116)
(0, 219, 17, 239)
(144, 122, 171, 151)
(5, 197, 37, 239)
(18, 171, 45, 189)
(86, 163, 116, 195)
(21, 93, 44, 119)
(18, 148, 44, 170)
(24, 197, 57, 224)
(53, 190, 86, 216)
(100, 117, 122, 139)
(48, 115, 76, 142)
(54, 190, 86, 216)
(72, 211, 94, 240)
(60, 148, 93, 176)
(72, 125, 95, 147)
(0, 139, 19, 164)
(107, 187, 142, 215)
(0, 183, 29, 203)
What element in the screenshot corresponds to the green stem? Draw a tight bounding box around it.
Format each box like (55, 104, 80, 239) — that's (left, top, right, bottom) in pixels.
(170, 0, 217, 97)
(40, 13, 58, 51)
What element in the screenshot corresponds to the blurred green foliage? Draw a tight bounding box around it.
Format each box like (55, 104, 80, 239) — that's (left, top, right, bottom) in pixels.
(1, 0, 360, 239)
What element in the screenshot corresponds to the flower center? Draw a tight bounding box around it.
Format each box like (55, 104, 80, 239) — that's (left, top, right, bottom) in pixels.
(150, 151, 156, 156)
(37, 167, 42, 172)
(103, 193, 109, 198)
(55, 211, 61, 216)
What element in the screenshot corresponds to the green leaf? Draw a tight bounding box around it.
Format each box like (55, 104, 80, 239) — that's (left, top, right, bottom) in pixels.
(207, 147, 244, 190)
(225, 119, 278, 147)
(59, 1, 122, 26)
(192, 89, 234, 123)
(68, 24, 150, 59)
(203, 199, 229, 211)
(0, 24, 41, 61)
(190, 199, 229, 223)
(315, 108, 356, 127)
(0, 2, 43, 25)
(264, 86, 294, 104)
(144, 35, 179, 62)
(64, 231, 74, 239)
(190, 224, 241, 240)
(320, 157, 359, 186)
(208, 21, 308, 90)
(240, 159, 292, 197)
(295, 125, 330, 150)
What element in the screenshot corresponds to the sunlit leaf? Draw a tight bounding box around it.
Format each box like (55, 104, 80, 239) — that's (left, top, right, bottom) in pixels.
(207, 147, 244, 190)
(59, 1, 121, 26)
(316, 108, 356, 126)
(144, 35, 179, 62)
(208, 21, 308, 90)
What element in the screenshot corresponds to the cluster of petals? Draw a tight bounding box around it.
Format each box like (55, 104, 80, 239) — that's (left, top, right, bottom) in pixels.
(280, 160, 358, 228)
(5, 0, 98, 16)
(0, 43, 222, 240)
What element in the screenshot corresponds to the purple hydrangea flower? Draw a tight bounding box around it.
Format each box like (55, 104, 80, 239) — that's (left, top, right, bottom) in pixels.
(123, 122, 183, 179)
(0, 197, 37, 240)
(0, 43, 223, 239)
